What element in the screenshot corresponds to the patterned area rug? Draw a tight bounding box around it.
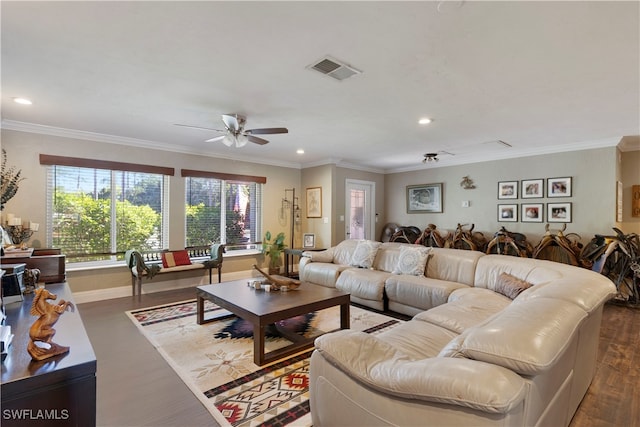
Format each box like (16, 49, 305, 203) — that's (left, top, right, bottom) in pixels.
(126, 299, 403, 427)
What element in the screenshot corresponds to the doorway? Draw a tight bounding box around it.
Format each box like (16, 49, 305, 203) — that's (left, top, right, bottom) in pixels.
(345, 179, 375, 240)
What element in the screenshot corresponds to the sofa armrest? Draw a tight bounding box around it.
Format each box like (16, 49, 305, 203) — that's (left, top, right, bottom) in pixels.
(314, 330, 526, 414)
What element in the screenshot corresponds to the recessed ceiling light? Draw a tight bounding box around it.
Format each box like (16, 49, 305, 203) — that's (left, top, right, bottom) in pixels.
(418, 118, 433, 125)
(13, 97, 32, 105)
(296, 149, 305, 155)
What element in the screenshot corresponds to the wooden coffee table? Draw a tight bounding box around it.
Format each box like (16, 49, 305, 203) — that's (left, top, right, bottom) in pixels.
(196, 280, 350, 365)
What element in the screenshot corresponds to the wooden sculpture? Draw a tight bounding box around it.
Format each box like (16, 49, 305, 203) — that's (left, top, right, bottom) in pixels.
(27, 287, 75, 361)
(252, 265, 301, 290)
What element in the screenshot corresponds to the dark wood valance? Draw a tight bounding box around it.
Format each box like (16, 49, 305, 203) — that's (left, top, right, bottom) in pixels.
(181, 169, 267, 184)
(39, 154, 175, 176)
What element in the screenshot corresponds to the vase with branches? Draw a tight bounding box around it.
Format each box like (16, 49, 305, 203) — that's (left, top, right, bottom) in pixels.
(262, 231, 286, 274)
(1, 149, 24, 210)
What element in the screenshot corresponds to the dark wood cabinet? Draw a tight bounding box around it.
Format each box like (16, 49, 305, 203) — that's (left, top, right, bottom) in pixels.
(1, 283, 96, 426)
(1, 249, 66, 284)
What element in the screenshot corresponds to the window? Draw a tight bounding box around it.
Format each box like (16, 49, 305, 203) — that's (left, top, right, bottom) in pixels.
(41, 155, 173, 263)
(183, 170, 264, 250)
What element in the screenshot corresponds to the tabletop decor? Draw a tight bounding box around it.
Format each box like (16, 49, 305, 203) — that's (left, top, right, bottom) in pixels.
(1, 149, 24, 210)
(27, 287, 75, 361)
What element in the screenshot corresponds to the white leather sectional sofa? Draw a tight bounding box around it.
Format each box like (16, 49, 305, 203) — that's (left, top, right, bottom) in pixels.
(300, 240, 616, 427)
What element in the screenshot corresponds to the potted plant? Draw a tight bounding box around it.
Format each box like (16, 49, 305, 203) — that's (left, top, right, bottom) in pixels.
(262, 231, 286, 275)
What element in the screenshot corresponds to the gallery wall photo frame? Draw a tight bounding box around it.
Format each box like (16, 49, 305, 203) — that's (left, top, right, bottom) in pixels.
(521, 203, 544, 222)
(498, 204, 518, 222)
(548, 202, 572, 223)
(498, 181, 518, 199)
(306, 187, 322, 218)
(547, 177, 572, 198)
(302, 233, 316, 249)
(406, 183, 443, 213)
(521, 179, 544, 198)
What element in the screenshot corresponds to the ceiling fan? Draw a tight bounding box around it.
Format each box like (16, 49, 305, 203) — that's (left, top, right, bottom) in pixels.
(175, 114, 288, 147)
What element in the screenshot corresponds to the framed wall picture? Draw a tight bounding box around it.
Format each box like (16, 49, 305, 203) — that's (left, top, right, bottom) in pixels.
(303, 233, 316, 249)
(498, 181, 518, 199)
(547, 177, 572, 198)
(406, 183, 443, 213)
(548, 202, 572, 223)
(498, 204, 518, 222)
(521, 203, 544, 222)
(306, 187, 322, 218)
(521, 179, 544, 198)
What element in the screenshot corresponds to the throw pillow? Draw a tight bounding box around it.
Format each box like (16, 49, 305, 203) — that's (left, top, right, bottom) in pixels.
(392, 246, 432, 276)
(494, 272, 532, 299)
(161, 250, 192, 268)
(350, 240, 382, 269)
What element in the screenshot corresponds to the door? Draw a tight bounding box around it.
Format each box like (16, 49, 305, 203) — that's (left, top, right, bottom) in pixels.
(345, 179, 375, 240)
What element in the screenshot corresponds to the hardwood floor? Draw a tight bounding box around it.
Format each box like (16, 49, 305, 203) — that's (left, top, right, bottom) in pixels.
(78, 288, 638, 427)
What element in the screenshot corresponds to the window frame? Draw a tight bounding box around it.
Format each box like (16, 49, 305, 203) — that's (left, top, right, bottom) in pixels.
(41, 155, 174, 264)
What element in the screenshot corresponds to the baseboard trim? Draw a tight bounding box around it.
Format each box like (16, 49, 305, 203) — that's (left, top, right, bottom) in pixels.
(72, 270, 254, 304)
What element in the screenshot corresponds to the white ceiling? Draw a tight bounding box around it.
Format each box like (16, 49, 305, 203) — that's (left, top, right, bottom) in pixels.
(2, 1, 639, 172)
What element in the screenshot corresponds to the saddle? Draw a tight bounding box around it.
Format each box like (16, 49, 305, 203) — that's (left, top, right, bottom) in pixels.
(415, 224, 448, 248)
(532, 224, 584, 267)
(389, 226, 422, 244)
(486, 226, 533, 257)
(445, 223, 487, 252)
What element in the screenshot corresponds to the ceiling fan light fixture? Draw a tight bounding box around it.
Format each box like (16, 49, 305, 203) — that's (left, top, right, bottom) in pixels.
(222, 134, 235, 147)
(422, 153, 439, 163)
(235, 134, 249, 148)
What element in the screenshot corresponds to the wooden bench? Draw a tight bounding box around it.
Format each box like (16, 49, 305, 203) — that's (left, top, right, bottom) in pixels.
(124, 244, 224, 296)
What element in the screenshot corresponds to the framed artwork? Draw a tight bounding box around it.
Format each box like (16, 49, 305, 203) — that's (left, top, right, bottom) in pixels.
(306, 187, 322, 218)
(521, 203, 544, 222)
(303, 233, 316, 249)
(498, 204, 518, 222)
(498, 181, 518, 199)
(406, 183, 443, 213)
(547, 177, 572, 198)
(521, 179, 544, 198)
(548, 202, 572, 223)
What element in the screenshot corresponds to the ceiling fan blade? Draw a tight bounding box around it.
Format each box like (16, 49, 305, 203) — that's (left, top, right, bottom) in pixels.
(247, 135, 269, 145)
(174, 123, 225, 132)
(245, 127, 289, 135)
(221, 114, 241, 131)
(205, 135, 227, 143)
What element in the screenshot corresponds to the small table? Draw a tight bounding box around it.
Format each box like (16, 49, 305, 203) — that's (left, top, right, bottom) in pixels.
(196, 280, 350, 365)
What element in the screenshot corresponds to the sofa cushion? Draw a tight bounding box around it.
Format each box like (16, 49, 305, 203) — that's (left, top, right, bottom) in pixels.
(336, 268, 390, 301)
(332, 239, 361, 265)
(300, 262, 349, 288)
(385, 275, 468, 311)
(350, 240, 382, 268)
(377, 319, 459, 359)
(415, 290, 511, 334)
(392, 246, 432, 276)
(427, 248, 484, 286)
(494, 272, 532, 300)
(161, 250, 192, 268)
(439, 298, 587, 375)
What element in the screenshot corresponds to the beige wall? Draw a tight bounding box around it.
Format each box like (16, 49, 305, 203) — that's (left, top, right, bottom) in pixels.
(3, 127, 635, 296)
(1, 129, 300, 293)
(385, 147, 620, 244)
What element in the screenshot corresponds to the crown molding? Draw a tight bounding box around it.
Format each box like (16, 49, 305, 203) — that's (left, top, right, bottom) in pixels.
(0, 120, 303, 170)
(385, 136, 624, 174)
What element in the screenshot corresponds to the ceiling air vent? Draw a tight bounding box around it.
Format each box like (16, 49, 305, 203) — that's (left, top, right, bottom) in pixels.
(309, 56, 362, 81)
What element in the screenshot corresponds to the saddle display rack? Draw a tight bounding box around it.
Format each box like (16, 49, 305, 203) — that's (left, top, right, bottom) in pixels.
(580, 228, 640, 306)
(486, 226, 534, 258)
